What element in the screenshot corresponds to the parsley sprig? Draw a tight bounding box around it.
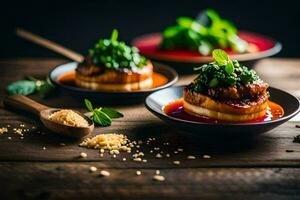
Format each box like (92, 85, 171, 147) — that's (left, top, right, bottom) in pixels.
(84, 99, 123, 127)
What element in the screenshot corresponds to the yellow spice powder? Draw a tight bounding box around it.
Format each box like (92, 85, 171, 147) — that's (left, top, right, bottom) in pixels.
(48, 109, 89, 128)
(80, 133, 131, 152)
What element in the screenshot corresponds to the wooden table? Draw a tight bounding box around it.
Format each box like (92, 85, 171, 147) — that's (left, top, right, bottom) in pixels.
(1, 58, 300, 200)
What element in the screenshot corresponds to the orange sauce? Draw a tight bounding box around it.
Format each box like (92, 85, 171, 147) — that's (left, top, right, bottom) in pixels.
(163, 98, 284, 124)
(58, 72, 168, 89)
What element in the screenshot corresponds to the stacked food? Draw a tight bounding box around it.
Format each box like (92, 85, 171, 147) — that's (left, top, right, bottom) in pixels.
(183, 49, 269, 122)
(76, 29, 153, 91)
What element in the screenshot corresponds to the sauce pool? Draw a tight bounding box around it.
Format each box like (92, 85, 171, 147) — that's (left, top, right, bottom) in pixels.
(163, 98, 284, 124)
(58, 72, 168, 89)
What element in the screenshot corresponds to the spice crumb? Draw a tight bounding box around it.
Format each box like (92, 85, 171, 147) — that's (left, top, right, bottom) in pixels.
(187, 155, 196, 160)
(177, 148, 183, 152)
(80, 152, 87, 158)
(100, 170, 110, 177)
(156, 170, 160, 175)
(286, 149, 295, 152)
(203, 155, 211, 159)
(133, 157, 142, 162)
(155, 153, 162, 158)
(122, 158, 126, 161)
(166, 154, 170, 158)
(42, 146, 46, 150)
(142, 159, 147, 163)
(173, 161, 180, 165)
(0, 127, 8, 135)
(90, 166, 97, 172)
(8, 136, 12, 140)
(136, 170, 142, 176)
(153, 175, 165, 181)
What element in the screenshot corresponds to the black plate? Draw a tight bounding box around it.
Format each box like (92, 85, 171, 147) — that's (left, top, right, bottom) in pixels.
(49, 62, 178, 104)
(145, 86, 300, 136)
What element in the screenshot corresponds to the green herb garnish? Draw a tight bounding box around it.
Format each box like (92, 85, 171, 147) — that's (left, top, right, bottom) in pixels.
(6, 77, 55, 98)
(160, 9, 248, 55)
(84, 99, 123, 127)
(192, 49, 259, 91)
(89, 29, 147, 70)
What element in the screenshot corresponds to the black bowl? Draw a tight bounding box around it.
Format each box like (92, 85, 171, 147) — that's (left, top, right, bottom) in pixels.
(49, 62, 178, 104)
(145, 86, 300, 136)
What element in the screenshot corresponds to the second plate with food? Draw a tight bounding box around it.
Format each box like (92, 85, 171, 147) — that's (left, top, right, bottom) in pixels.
(49, 61, 178, 104)
(145, 86, 300, 136)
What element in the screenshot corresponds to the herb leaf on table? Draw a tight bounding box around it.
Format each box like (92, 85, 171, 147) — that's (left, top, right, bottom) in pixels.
(84, 99, 123, 126)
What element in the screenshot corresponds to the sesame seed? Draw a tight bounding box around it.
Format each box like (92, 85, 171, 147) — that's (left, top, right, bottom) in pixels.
(99, 170, 110, 177)
(136, 170, 142, 176)
(153, 175, 165, 181)
(173, 161, 180, 165)
(187, 155, 196, 160)
(80, 152, 87, 158)
(133, 157, 142, 162)
(155, 153, 162, 158)
(203, 155, 211, 159)
(89, 166, 97, 172)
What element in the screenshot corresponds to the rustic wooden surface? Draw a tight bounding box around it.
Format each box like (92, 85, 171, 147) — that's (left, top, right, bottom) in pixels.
(1, 58, 300, 200)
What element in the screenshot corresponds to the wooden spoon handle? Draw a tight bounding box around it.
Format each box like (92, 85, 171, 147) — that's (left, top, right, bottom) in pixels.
(3, 95, 50, 116)
(16, 28, 84, 63)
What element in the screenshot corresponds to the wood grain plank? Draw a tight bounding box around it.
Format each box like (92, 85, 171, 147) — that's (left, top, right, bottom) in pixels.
(1, 162, 300, 200)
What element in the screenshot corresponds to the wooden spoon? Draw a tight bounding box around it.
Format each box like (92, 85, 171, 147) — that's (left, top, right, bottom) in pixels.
(3, 95, 94, 138)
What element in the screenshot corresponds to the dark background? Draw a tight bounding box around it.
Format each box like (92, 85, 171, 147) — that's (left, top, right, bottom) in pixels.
(1, 0, 299, 58)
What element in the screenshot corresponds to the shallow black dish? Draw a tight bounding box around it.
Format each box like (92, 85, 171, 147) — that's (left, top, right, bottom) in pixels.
(145, 86, 300, 136)
(49, 62, 178, 104)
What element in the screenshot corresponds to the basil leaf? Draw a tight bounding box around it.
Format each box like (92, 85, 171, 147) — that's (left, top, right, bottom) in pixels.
(7, 80, 36, 95)
(84, 99, 93, 112)
(101, 107, 124, 118)
(212, 49, 229, 66)
(93, 110, 112, 126)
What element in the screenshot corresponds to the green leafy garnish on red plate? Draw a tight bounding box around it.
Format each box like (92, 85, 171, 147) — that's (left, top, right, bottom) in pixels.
(160, 9, 248, 55)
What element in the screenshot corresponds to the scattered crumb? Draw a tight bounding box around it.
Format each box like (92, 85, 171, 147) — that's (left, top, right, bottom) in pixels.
(142, 159, 147, 163)
(203, 155, 211, 159)
(153, 175, 165, 181)
(80, 152, 87, 158)
(100, 153, 104, 157)
(0, 127, 8, 135)
(187, 155, 196, 160)
(14, 128, 23, 136)
(136, 170, 142, 176)
(166, 154, 170, 158)
(133, 157, 142, 162)
(42, 146, 46, 150)
(122, 158, 126, 161)
(174, 151, 178, 154)
(286, 149, 295, 152)
(177, 148, 183, 152)
(173, 161, 180, 165)
(156, 170, 160, 175)
(60, 143, 66, 146)
(99, 170, 110, 177)
(155, 153, 162, 158)
(90, 166, 97, 172)
(8, 136, 11, 140)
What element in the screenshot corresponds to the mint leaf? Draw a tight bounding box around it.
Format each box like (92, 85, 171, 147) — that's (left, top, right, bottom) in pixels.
(7, 80, 36, 95)
(101, 107, 123, 118)
(84, 99, 93, 112)
(93, 110, 112, 126)
(212, 49, 229, 66)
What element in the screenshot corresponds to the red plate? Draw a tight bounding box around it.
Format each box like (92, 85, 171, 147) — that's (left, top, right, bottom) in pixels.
(132, 31, 281, 63)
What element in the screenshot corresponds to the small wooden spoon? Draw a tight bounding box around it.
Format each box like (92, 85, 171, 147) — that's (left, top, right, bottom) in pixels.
(3, 95, 94, 138)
